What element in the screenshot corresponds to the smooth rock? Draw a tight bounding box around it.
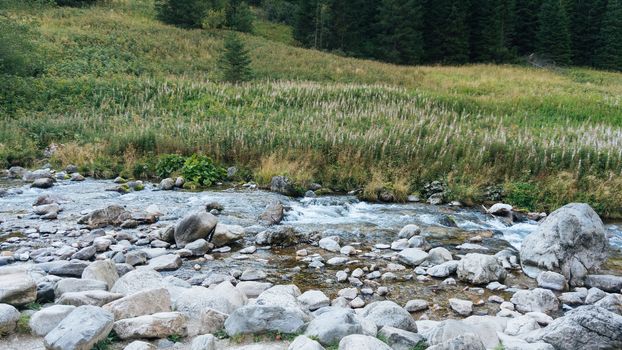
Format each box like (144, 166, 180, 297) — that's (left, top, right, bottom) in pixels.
(0, 304, 20, 335)
(82, 259, 119, 289)
(103, 288, 172, 320)
(361, 300, 417, 332)
(338, 334, 392, 350)
(510, 288, 559, 314)
(29, 305, 76, 336)
(457, 253, 506, 285)
(174, 212, 218, 248)
(224, 305, 307, 336)
(113, 312, 187, 339)
(44, 305, 114, 350)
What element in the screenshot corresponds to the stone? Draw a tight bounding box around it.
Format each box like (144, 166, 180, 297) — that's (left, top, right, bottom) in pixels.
(298, 290, 330, 311)
(32, 177, 55, 189)
(82, 260, 119, 289)
(212, 223, 244, 247)
(148, 254, 182, 271)
(585, 287, 607, 304)
(49, 261, 89, 277)
(558, 291, 584, 305)
(174, 212, 218, 248)
(426, 334, 486, 350)
(428, 261, 459, 278)
(191, 334, 216, 350)
(378, 326, 426, 350)
(595, 294, 622, 315)
(176, 282, 246, 317)
(224, 305, 307, 336)
(361, 300, 417, 332)
(536, 271, 568, 291)
(159, 178, 175, 190)
(78, 205, 132, 229)
(124, 341, 156, 350)
(319, 237, 341, 252)
(29, 305, 76, 336)
(427, 247, 453, 265)
(240, 269, 267, 281)
(391, 239, 410, 251)
(519, 203, 608, 286)
(327, 257, 349, 266)
(0, 304, 20, 335)
(397, 248, 429, 267)
(0, 271, 37, 306)
(407, 236, 432, 251)
(304, 307, 374, 345)
(449, 298, 473, 316)
(255, 226, 301, 246)
(270, 176, 298, 196)
(259, 201, 284, 225)
(398, 224, 421, 239)
(338, 334, 392, 350)
(584, 274, 622, 293)
(55, 278, 108, 297)
(235, 281, 273, 298)
(405, 299, 429, 312)
(510, 288, 559, 314)
(57, 290, 123, 307)
(523, 305, 622, 349)
(340, 246, 356, 255)
(525, 312, 554, 326)
(457, 253, 506, 285)
(505, 315, 540, 336)
(486, 203, 513, 216)
(113, 312, 186, 340)
(72, 246, 97, 261)
(288, 335, 324, 350)
(184, 239, 211, 256)
(126, 250, 149, 266)
(461, 315, 505, 348)
(111, 268, 165, 296)
(103, 288, 172, 320)
(44, 305, 114, 350)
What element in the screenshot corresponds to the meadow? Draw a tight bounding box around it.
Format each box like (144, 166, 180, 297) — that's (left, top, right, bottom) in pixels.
(2, 0, 622, 216)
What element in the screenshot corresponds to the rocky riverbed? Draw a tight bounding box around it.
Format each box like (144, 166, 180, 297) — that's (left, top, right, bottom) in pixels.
(1, 168, 622, 350)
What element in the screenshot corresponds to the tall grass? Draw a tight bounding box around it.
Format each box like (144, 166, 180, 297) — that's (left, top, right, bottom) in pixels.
(1, 0, 622, 216)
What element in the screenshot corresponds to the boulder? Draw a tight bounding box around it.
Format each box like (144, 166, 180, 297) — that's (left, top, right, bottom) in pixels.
(0, 271, 37, 306)
(0, 304, 20, 335)
(426, 319, 479, 346)
(32, 177, 55, 189)
(54, 278, 108, 297)
(103, 288, 172, 320)
(397, 248, 429, 267)
(536, 271, 567, 291)
(270, 176, 299, 197)
(338, 334, 392, 350)
(523, 305, 622, 349)
(404, 299, 429, 312)
(49, 261, 89, 277)
(211, 223, 244, 247)
(428, 261, 459, 278)
(595, 294, 622, 315)
(44, 305, 114, 350)
(259, 201, 285, 225)
(224, 305, 307, 336)
(124, 341, 156, 350)
(174, 212, 218, 248)
(487, 203, 513, 217)
(78, 205, 132, 229)
(319, 237, 341, 252)
(426, 333, 486, 350)
(505, 315, 540, 336)
(29, 305, 76, 336)
(236, 281, 273, 299)
(159, 178, 175, 191)
(427, 247, 453, 265)
(82, 260, 119, 289)
(360, 300, 417, 332)
(185, 239, 211, 256)
(457, 253, 506, 285)
(377, 326, 426, 350)
(113, 312, 187, 340)
(288, 335, 324, 350)
(304, 307, 374, 345)
(398, 224, 421, 239)
(57, 290, 123, 307)
(191, 334, 216, 350)
(519, 203, 608, 286)
(510, 288, 559, 314)
(148, 254, 182, 271)
(298, 290, 330, 311)
(584, 275, 622, 293)
(111, 268, 165, 296)
(255, 226, 301, 246)
(449, 298, 473, 316)
(126, 250, 149, 266)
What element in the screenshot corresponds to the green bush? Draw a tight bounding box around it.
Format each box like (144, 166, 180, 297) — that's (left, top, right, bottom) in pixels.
(505, 182, 539, 211)
(225, 0, 253, 32)
(181, 154, 226, 186)
(156, 154, 186, 178)
(155, 0, 224, 28)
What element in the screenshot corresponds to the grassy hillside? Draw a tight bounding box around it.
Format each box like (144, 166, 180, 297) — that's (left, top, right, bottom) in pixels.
(2, 0, 622, 216)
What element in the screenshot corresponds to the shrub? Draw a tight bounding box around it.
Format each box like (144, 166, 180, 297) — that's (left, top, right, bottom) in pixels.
(225, 0, 253, 32)
(156, 154, 186, 178)
(181, 154, 226, 187)
(504, 182, 538, 211)
(155, 0, 223, 28)
(263, 0, 297, 25)
(54, 0, 98, 6)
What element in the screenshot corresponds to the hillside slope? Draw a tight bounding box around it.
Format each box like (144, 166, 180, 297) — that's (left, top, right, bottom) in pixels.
(1, 0, 622, 216)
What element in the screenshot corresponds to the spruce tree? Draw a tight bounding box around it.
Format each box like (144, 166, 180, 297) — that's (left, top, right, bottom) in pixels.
(294, 0, 318, 47)
(570, 0, 607, 66)
(375, 0, 424, 64)
(536, 0, 572, 65)
(219, 33, 253, 82)
(594, 0, 622, 70)
(155, 0, 212, 28)
(225, 0, 254, 32)
(469, 0, 505, 62)
(513, 0, 539, 55)
(423, 0, 470, 64)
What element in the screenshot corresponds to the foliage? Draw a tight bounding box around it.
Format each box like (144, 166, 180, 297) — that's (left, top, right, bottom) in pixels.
(155, 0, 218, 28)
(225, 0, 254, 32)
(0, 19, 41, 76)
(504, 182, 538, 211)
(16, 314, 31, 334)
(219, 32, 253, 82)
(156, 154, 186, 178)
(167, 334, 183, 342)
(54, 0, 98, 6)
(412, 340, 429, 350)
(594, 0, 622, 71)
(537, 0, 572, 65)
(180, 154, 226, 187)
(263, 0, 298, 25)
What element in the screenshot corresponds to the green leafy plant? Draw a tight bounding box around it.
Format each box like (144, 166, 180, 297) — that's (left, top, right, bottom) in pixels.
(167, 334, 183, 342)
(181, 154, 225, 187)
(505, 182, 538, 211)
(156, 154, 186, 178)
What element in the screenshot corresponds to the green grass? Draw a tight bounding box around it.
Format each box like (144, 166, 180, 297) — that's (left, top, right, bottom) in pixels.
(2, 0, 622, 217)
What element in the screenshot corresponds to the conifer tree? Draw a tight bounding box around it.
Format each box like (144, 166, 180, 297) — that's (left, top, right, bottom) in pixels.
(570, 0, 607, 65)
(225, 0, 253, 32)
(537, 0, 572, 65)
(469, 0, 505, 62)
(513, 0, 539, 55)
(219, 32, 253, 82)
(294, 0, 318, 47)
(423, 0, 470, 64)
(375, 0, 424, 64)
(594, 0, 622, 70)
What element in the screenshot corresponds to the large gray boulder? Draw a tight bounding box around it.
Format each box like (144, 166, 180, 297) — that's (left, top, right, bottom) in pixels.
(377, 326, 426, 350)
(57, 290, 123, 307)
(111, 268, 164, 296)
(338, 334, 392, 350)
(519, 203, 608, 286)
(523, 305, 622, 349)
(29, 305, 76, 336)
(113, 312, 187, 340)
(304, 307, 375, 345)
(360, 300, 417, 332)
(82, 260, 119, 289)
(224, 305, 307, 336)
(54, 278, 108, 297)
(78, 205, 132, 229)
(510, 288, 559, 314)
(259, 201, 285, 225)
(584, 274, 622, 293)
(174, 212, 218, 248)
(103, 288, 172, 320)
(457, 253, 506, 285)
(397, 248, 429, 267)
(270, 176, 299, 197)
(288, 335, 324, 350)
(0, 304, 20, 335)
(0, 271, 37, 306)
(427, 333, 486, 350)
(211, 223, 244, 247)
(44, 305, 114, 350)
